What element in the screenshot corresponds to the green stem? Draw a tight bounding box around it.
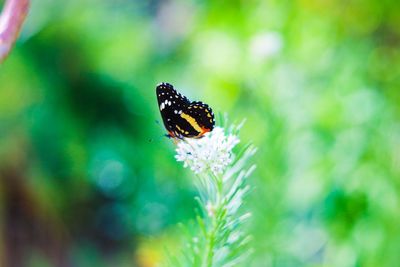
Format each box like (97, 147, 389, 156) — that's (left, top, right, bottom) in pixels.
(203, 174, 224, 267)
(205, 227, 216, 267)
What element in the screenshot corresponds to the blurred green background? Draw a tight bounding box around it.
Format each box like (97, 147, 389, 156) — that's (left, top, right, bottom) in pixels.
(1, 0, 400, 266)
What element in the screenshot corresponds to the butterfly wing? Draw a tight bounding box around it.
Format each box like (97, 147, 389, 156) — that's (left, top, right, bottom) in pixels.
(156, 82, 190, 138)
(180, 101, 215, 138)
(156, 83, 215, 138)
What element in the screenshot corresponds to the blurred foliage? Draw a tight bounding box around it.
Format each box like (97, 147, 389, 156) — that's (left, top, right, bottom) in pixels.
(0, 0, 399, 266)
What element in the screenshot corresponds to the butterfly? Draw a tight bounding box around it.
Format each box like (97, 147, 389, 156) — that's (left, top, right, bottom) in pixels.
(156, 82, 215, 139)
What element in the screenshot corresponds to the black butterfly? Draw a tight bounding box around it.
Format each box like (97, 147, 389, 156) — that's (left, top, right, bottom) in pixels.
(156, 82, 215, 139)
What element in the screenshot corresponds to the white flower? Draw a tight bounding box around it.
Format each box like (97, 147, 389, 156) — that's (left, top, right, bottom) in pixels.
(175, 127, 240, 175)
(166, 122, 257, 267)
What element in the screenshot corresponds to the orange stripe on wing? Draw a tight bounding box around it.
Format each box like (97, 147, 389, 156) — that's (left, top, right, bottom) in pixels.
(180, 113, 202, 133)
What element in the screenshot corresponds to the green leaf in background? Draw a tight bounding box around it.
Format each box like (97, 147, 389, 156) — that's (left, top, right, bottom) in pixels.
(0, 0, 399, 266)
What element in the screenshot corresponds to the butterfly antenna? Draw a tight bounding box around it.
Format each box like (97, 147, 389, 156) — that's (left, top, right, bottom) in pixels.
(154, 119, 164, 132)
(148, 134, 169, 143)
(151, 120, 177, 143)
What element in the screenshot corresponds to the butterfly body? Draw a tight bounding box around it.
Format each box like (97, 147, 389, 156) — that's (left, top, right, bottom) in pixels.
(156, 82, 215, 139)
